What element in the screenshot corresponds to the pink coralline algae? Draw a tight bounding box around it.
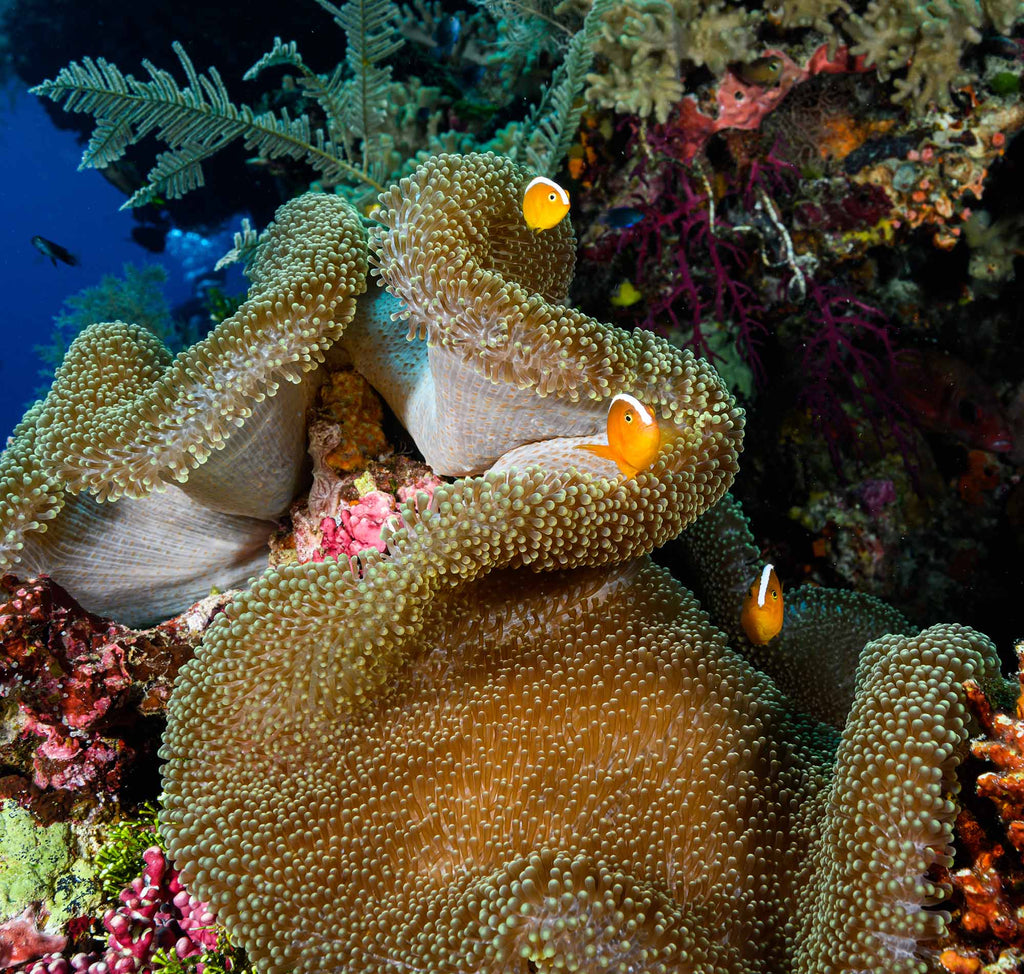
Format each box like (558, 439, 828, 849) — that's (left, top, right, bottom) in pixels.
(0, 576, 222, 813)
(295, 477, 443, 563)
(0, 575, 133, 798)
(0, 908, 67, 969)
(24, 846, 221, 974)
(21, 720, 129, 795)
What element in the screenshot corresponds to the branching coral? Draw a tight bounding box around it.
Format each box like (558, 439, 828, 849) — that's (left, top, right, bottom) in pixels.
(934, 645, 1024, 966)
(585, 0, 756, 124)
(0, 193, 366, 624)
(846, 0, 1018, 110)
(581, 0, 1022, 120)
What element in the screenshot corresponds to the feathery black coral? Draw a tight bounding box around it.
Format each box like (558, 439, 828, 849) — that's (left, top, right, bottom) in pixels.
(315, 0, 404, 181)
(524, 0, 613, 176)
(31, 1, 406, 209)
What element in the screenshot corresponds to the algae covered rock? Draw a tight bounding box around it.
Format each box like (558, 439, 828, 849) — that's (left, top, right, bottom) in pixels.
(0, 800, 99, 927)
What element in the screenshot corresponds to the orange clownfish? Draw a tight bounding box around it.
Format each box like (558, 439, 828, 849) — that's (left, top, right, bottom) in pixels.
(522, 176, 570, 232)
(740, 564, 783, 646)
(579, 392, 662, 478)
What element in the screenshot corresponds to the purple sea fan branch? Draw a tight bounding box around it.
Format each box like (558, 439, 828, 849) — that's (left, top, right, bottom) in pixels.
(628, 160, 769, 378)
(800, 279, 914, 471)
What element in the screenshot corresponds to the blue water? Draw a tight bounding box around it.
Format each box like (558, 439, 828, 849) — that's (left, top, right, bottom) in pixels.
(0, 84, 206, 441)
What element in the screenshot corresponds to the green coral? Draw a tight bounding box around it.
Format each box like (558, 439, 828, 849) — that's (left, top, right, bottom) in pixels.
(584, 0, 756, 123)
(579, 0, 1023, 120)
(0, 800, 99, 926)
(784, 0, 1024, 110)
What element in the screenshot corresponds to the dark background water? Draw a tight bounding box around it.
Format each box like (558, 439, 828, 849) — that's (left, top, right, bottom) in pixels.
(0, 85, 196, 442)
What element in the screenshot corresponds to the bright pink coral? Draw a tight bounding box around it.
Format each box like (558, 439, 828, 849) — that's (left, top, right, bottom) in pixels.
(339, 490, 400, 554)
(24, 846, 222, 974)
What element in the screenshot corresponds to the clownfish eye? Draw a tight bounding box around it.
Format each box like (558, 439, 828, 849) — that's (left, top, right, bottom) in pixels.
(548, 192, 557, 201)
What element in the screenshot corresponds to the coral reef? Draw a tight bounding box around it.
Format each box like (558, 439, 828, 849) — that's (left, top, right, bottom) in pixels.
(3, 0, 1023, 965)
(581, 0, 1023, 118)
(584, 0, 757, 124)
(568, 17, 1024, 491)
(8, 0, 1024, 949)
(0, 573, 138, 797)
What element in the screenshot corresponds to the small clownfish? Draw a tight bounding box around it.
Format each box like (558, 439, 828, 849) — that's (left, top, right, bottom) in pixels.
(522, 176, 570, 232)
(740, 564, 783, 646)
(578, 392, 661, 478)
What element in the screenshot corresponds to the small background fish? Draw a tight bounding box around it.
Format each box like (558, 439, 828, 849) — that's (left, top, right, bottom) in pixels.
(730, 55, 785, 87)
(31, 235, 78, 267)
(599, 207, 644, 229)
